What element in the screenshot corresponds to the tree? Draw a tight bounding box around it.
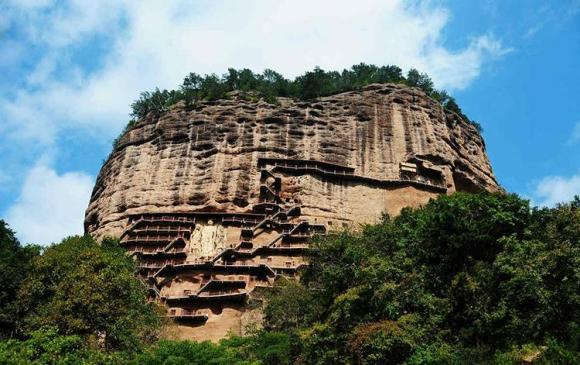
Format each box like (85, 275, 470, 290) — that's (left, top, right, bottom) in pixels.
(0, 220, 39, 339)
(262, 69, 290, 97)
(16, 236, 162, 350)
(263, 279, 322, 332)
(123, 64, 484, 150)
(294, 67, 340, 99)
(375, 65, 405, 84)
(265, 193, 580, 364)
(405, 68, 434, 94)
(0, 327, 125, 365)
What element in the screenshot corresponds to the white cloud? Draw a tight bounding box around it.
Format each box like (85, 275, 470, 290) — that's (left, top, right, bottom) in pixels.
(0, 0, 509, 146)
(26, 54, 58, 86)
(0, 1, 511, 241)
(5, 0, 125, 47)
(533, 173, 580, 207)
(421, 35, 511, 90)
(5, 162, 94, 245)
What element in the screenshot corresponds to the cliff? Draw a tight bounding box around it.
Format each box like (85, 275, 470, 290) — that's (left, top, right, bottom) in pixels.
(85, 83, 499, 340)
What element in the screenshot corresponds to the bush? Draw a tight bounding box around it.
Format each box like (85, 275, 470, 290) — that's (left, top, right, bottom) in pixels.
(0, 327, 127, 365)
(0, 220, 40, 339)
(265, 193, 580, 364)
(117, 64, 482, 147)
(16, 236, 162, 350)
(0, 329, 294, 365)
(1, 194, 576, 364)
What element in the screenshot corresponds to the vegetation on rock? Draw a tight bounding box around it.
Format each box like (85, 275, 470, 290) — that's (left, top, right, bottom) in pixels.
(0, 193, 578, 364)
(264, 193, 580, 364)
(116, 64, 481, 147)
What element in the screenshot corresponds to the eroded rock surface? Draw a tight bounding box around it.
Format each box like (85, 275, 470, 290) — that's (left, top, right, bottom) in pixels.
(85, 83, 499, 341)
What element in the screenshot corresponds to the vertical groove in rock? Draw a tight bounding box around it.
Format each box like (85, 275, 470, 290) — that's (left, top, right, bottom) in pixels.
(85, 83, 499, 341)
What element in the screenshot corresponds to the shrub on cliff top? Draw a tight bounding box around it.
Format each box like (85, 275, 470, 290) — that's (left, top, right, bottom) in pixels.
(115, 63, 481, 149)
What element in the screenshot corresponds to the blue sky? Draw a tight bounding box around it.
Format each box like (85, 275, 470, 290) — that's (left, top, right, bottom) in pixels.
(0, 0, 579, 245)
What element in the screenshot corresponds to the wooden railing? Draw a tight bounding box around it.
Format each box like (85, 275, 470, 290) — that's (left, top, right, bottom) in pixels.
(221, 217, 262, 225)
(133, 162, 329, 318)
(271, 164, 446, 191)
(121, 231, 189, 245)
(258, 158, 355, 174)
(129, 247, 186, 256)
(198, 290, 246, 298)
(129, 215, 196, 224)
(167, 308, 209, 320)
(131, 226, 193, 234)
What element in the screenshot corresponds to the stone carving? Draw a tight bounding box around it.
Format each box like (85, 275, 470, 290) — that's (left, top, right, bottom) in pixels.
(85, 83, 499, 341)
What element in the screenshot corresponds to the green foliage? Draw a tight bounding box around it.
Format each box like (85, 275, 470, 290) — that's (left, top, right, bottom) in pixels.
(115, 63, 482, 148)
(265, 193, 580, 364)
(0, 220, 40, 338)
(405, 68, 434, 94)
(0, 327, 127, 365)
(16, 235, 162, 350)
(130, 88, 180, 119)
(130, 332, 293, 365)
(129, 339, 258, 365)
(263, 278, 323, 332)
(1, 195, 577, 364)
(0, 330, 293, 365)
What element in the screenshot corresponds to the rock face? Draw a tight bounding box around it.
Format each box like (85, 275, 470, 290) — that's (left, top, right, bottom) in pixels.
(85, 83, 499, 341)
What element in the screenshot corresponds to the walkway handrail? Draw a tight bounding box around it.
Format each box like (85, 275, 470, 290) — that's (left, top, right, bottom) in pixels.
(272, 165, 446, 191)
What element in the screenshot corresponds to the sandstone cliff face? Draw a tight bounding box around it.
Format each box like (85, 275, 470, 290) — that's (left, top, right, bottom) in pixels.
(85, 83, 499, 340)
(86, 83, 497, 237)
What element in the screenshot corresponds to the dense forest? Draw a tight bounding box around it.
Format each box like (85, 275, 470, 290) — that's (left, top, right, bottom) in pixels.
(118, 64, 481, 143)
(1, 193, 578, 364)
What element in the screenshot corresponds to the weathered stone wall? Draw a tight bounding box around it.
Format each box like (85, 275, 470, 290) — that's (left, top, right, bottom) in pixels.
(296, 175, 440, 227)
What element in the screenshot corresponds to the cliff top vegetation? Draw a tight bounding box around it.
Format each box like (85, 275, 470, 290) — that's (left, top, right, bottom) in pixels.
(119, 64, 481, 144)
